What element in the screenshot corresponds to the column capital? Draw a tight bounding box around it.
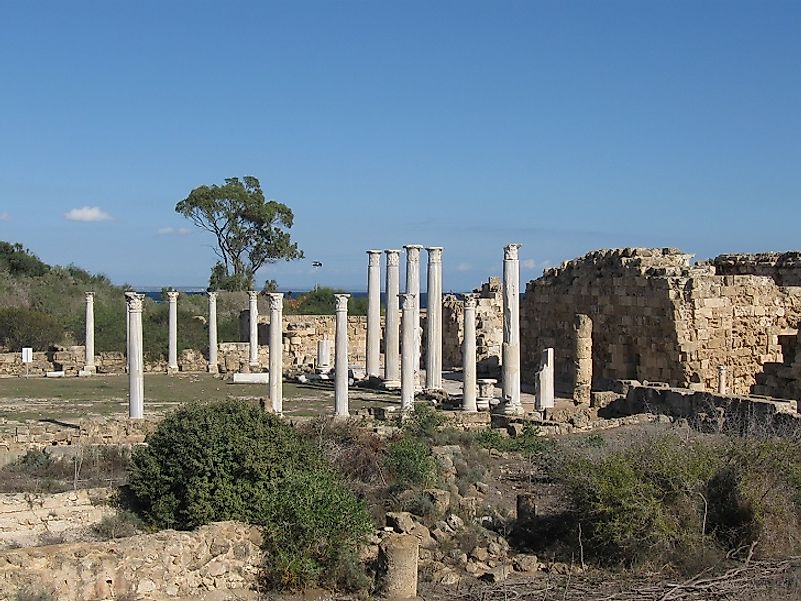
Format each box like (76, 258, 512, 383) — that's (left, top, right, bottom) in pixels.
(127, 295, 144, 313)
(207, 291, 218, 301)
(167, 290, 179, 302)
(504, 243, 522, 260)
(463, 293, 478, 309)
(404, 245, 422, 263)
(267, 292, 284, 311)
(426, 247, 444, 262)
(385, 249, 402, 266)
(248, 290, 259, 301)
(85, 291, 95, 301)
(334, 293, 350, 312)
(399, 293, 416, 311)
(367, 249, 382, 265)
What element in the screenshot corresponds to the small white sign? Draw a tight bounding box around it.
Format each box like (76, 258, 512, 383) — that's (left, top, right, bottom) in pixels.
(21, 348, 33, 363)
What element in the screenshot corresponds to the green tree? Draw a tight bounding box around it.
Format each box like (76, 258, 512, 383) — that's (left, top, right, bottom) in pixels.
(176, 176, 303, 291)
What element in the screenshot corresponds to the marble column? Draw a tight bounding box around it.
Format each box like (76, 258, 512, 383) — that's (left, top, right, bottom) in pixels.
(718, 366, 728, 395)
(462, 294, 478, 412)
(268, 293, 284, 413)
(248, 290, 259, 368)
(124, 291, 136, 373)
(167, 291, 179, 374)
(127, 294, 144, 419)
(207, 292, 218, 373)
(366, 250, 382, 378)
(400, 293, 416, 413)
(335, 294, 350, 418)
(383, 249, 402, 387)
(535, 348, 555, 412)
(83, 292, 96, 374)
(502, 243, 523, 415)
(404, 245, 423, 388)
(425, 247, 444, 390)
(317, 339, 331, 372)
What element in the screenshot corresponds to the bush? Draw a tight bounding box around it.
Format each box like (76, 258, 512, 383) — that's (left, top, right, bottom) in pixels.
(94, 510, 143, 540)
(284, 287, 369, 316)
(386, 436, 437, 489)
(477, 423, 552, 458)
(127, 401, 373, 590)
(0, 307, 63, 351)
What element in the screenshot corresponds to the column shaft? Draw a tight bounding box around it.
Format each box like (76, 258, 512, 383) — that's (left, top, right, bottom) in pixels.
(366, 250, 382, 378)
(83, 292, 95, 374)
(400, 293, 416, 412)
(384, 250, 402, 385)
(208, 292, 218, 373)
(535, 348, 555, 411)
(167, 291, 179, 373)
(462, 295, 478, 412)
(404, 245, 423, 388)
(425, 247, 443, 390)
(502, 244, 522, 414)
(268, 293, 284, 413)
(573, 314, 593, 404)
(335, 294, 350, 417)
(127, 294, 144, 419)
(248, 291, 259, 367)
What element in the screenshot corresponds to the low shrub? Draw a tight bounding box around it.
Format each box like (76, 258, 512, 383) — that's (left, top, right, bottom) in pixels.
(0, 307, 63, 351)
(477, 423, 552, 458)
(93, 510, 143, 540)
(386, 436, 437, 489)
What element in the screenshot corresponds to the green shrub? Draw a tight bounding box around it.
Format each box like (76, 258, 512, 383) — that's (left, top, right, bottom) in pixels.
(94, 510, 143, 540)
(386, 436, 437, 488)
(127, 401, 373, 591)
(0, 307, 63, 351)
(13, 590, 56, 601)
(477, 423, 551, 458)
(401, 403, 447, 440)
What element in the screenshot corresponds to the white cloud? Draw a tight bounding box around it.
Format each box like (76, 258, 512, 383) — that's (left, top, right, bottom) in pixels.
(64, 206, 112, 222)
(455, 262, 472, 272)
(0, 212, 9, 222)
(521, 258, 537, 270)
(158, 226, 191, 236)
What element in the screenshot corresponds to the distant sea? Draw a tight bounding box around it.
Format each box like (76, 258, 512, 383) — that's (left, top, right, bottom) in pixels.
(139, 288, 438, 305)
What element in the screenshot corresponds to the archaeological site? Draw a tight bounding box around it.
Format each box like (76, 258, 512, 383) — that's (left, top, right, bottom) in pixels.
(2, 244, 801, 601)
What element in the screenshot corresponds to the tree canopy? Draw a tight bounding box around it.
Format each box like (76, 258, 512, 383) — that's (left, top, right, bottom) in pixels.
(175, 176, 303, 291)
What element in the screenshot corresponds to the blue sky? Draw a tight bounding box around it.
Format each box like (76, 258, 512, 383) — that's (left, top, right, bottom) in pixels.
(1, 1, 799, 291)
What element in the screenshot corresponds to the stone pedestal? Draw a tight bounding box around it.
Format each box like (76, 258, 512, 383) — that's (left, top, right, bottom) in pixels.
(718, 365, 728, 395)
(400, 293, 416, 413)
(335, 294, 350, 418)
(383, 250, 402, 388)
(268, 293, 284, 413)
(167, 291, 179, 374)
(207, 292, 218, 373)
(317, 338, 331, 373)
(462, 294, 478, 412)
(378, 534, 419, 600)
(248, 291, 259, 367)
(366, 250, 382, 378)
(573, 314, 593, 404)
(477, 378, 497, 412)
(404, 245, 423, 389)
(127, 294, 144, 419)
(535, 348, 555, 411)
(425, 247, 443, 391)
(82, 292, 96, 375)
(501, 244, 522, 415)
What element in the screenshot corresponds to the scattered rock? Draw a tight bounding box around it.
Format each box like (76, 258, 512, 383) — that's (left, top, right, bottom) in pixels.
(445, 513, 465, 531)
(512, 554, 540, 573)
(385, 511, 416, 534)
(479, 564, 511, 583)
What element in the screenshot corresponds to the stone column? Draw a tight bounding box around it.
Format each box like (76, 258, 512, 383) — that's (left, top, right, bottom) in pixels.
(384, 249, 402, 387)
(404, 245, 423, 388)
(124, 291, 136, 373)
(317, 338, 331, 373)
(335, 294, 350, 418)
(167, 291, 179, 374)
(127, 294, 144, 419)
(207, 292, 218, 373)
(462, 294, 478, 412)
(535, 348, 555, 412)
(366, 250, 382, 378)
(378, 534, 419, 600)
(268, 293, 284, 413)
(502, 243, 522, 415)
(425, 247, 443, 390)
(400, 293, 416, 413)
(573, 314, 593, 404)
(82, 292, 96, 374)
(248, 290, 259, 368)
(718, 365, 728, 395)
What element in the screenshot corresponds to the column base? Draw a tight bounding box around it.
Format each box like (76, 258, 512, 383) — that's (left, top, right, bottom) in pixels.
(207, 365, 219, 374)
(501, 398, 524, 416)
(79, 366, 96, 377)
(167, 366, 179, 375)
(381, 379, 401, 390)
(333, 412, 350, 420)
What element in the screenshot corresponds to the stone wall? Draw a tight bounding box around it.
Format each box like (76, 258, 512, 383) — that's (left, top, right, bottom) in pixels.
(0, 488, 113, 550)
(711, 252, 801, 286)
(0, 417, 155, 450)
(442, 277, 504, 374)
(0, 521, 262, 600)
(520, 248, 801, 399)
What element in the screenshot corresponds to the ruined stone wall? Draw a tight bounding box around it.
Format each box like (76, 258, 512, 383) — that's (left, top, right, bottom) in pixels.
(0, 521, 261, 600)
(711, 252, 801, 286)
(520, 248, 801, 398)
(442, 277, 504, 375)
(0, 417, 155, 449)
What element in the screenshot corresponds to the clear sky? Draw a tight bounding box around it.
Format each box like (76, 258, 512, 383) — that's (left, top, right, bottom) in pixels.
(1, 1, 799, 291)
